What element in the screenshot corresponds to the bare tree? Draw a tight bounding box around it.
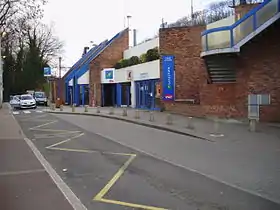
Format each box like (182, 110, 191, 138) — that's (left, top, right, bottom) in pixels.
(0, 0, 46, 28)
(25, 22, 64, 63)
(167, 0, 264, 28)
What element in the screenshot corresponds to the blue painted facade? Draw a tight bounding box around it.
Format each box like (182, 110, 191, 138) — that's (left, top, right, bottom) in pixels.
(202, 0, 280, 51)
(63, 28, 128, 106)
(135, 79, 160, 111)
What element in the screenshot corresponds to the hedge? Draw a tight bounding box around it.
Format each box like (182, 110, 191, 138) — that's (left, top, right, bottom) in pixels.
(114, 47, 159, 69)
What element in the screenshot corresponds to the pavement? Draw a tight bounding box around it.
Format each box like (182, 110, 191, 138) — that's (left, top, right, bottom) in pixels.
(5, 105, 280, 209)
(0, 104, 76, 210)
(45, 105, 280, 143)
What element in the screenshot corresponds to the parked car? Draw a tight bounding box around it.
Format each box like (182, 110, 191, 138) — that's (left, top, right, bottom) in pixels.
(9, 95, 21, 109)
(34, 91, 48, 106)
(19, 94, 37, 109)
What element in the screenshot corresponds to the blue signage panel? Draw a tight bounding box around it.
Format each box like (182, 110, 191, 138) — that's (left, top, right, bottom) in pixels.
(44, 67, 51, 77)
(162, 55, 175, 101)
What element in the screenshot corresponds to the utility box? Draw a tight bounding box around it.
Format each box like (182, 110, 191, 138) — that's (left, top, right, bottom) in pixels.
(55, 98, 62, 108)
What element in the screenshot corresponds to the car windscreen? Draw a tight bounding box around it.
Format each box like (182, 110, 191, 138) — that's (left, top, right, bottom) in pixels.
(34, 92, 45, 98)
(21, 95, 33, 100)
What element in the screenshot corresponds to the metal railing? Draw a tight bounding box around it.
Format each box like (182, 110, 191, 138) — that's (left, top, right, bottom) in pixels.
(201, 0, 280, 52)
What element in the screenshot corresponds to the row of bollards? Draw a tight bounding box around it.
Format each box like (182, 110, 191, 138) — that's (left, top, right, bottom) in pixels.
(51, 104, 258, 134)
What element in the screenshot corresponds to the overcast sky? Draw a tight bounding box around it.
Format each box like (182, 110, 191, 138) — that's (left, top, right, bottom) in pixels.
(42, 0, 215, 72)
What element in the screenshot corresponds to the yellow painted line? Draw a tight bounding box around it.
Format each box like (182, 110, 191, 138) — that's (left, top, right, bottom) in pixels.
(48, 147, 136, 157)
(49, 147, 97, 153)
(21, 114, 49, 121)
(99, 198, 168, 210)
(29, 120, 58, 130)
(93, 154, 136, 201)
(46, 133, 85, 149)
(32, 128, 82, 133)
(103, 152, 137, 156)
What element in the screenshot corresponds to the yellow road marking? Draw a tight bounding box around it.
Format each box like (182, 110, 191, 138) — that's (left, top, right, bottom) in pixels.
(20, 114, 49, 121)
(32, 128, 82, 133)
(99, 198, 168, 210)
(93, 154, 136, 200)
(48, 147, 97, 153)
(26, 115, 167, 209)
(46, 133, 85, 149)
(48, 147, 135, 157)
(29, 120, 58, 130)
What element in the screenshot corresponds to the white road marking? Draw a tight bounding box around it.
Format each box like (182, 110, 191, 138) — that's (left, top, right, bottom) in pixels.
(23, 110, 31, 114)
(36, 110, 43, 113)
(10, 113, 87, 210)
(24, 137, 87, 210)
(0, 169, 45, 176)
(12, 111, 20, 115)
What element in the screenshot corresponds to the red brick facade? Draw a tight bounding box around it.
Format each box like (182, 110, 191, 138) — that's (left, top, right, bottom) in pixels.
(89, 29, 129, 106)
(159, 19, 280, 122)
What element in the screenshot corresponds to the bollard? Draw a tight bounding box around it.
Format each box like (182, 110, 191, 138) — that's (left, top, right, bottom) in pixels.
(214, 118, 220, 134)
(249, 119, 257, 132)
(96, 106, 100, 113)
(210, 117, 224, 137)
(109, 107, 114, 115)
(166, 114, 173, 125)
(134, 110, 140, 119)
(122, 108, 127, 116)
(72, 104, 76, 112)
(149, 111, 155, 122)
(60, 104, 63, 111)
(51, 103, 55, 111)
(84, 105, 88, 112)
(186, 117, 194, 129)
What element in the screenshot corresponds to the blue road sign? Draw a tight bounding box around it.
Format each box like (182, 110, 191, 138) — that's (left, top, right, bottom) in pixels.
(44, 67, 51, 77)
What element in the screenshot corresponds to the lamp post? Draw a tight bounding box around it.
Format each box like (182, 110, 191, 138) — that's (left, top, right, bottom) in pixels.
(0, 34, 2, 108)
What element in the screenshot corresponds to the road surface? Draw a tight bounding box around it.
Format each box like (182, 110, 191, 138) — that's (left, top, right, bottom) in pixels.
(13, 108, 280, 210)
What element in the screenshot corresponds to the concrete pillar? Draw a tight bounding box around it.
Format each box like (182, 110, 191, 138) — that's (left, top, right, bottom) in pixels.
(166, 114, 173, 125)
(249, 119, 257, 132)
(109, 107, 114, 115)
(122, 108, 127, 116)
(149, 111, 155, 122)
(134, 109, 140, 119)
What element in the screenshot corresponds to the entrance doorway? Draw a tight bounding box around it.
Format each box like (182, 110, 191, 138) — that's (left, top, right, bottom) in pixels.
(102, 84, 116, 107)
(135, 79, 160, 110)
(121, 83, 131, 106)
(84, 85, 89, 105)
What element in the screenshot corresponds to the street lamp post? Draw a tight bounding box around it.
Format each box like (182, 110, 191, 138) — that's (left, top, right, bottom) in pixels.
(0, 34, 3, 108)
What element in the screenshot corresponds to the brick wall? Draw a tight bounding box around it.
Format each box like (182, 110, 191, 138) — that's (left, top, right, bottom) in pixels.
(159, 26, 207, 105)
(237, 20, 280, 122)
(159, 20, 280, 122)
(89, 29, 129, 106)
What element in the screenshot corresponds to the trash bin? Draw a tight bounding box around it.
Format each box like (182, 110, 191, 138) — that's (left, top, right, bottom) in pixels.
(55, 98, 62, 108)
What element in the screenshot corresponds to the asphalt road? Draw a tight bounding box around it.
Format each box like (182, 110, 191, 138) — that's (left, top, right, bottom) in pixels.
(14, 109, 280, 210)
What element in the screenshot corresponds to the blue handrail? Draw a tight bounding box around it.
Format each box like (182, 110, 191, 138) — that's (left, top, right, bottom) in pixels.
(201, 0, 279, 51)
(201, 0, 271, 36)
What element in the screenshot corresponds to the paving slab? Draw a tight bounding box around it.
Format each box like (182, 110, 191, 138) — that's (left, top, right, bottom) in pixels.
(0, 171, 73, 210)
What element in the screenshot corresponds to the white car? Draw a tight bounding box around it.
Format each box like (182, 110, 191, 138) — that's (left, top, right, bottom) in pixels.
(9, 95, 21, 109)
(19, 94, 37, 109)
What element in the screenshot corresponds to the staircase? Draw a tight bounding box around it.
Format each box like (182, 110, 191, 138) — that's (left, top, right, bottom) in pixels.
(201, 0, 280, 83)
(205, 54, 237, 83)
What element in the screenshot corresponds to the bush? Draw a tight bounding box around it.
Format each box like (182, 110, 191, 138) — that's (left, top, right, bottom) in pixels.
(120, 59, 129, 68)
(114, 47, 160, 69)
(146, 47, 159, 62)
(114, 61, 122, 69)
(128, 56, 140, 66)
(139, 53, 146, 63)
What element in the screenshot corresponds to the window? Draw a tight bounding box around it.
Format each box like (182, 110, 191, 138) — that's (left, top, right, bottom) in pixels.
(35, 92, 45, 98)
(21, 95, 33, 100)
